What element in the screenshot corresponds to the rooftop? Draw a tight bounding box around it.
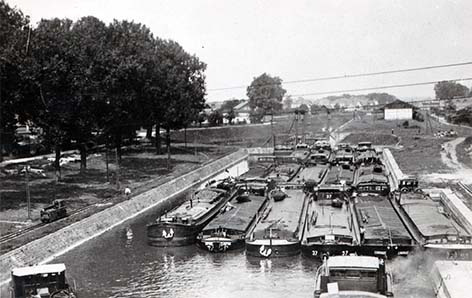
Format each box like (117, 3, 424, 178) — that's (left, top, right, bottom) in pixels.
(12, 264, 66, 277)
(327, 256, 379, 269)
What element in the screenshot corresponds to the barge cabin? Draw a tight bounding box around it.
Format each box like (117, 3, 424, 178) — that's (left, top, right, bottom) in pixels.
(147, 181, 235, 247)
(333, 147, 355, 165)
(314, 256, 393, 298)
(307, 149, 332, 165)
(353, 165, 390, 196)
(10, 264, 76, 298)
(302, 184, 359, 259)
(246, 183, 308, 257)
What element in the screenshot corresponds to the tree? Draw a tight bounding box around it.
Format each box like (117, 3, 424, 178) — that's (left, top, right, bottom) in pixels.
(208, 110, 223, 126)
(156, 40, 206, 166)
(247, 73, 286, 117)
(298, 104, 309, 113)
(452, 106, 472, 127)
(434, 81, 469, 100)
(69, 16, 109, 171)
(0, 1, 30, 161)
(310, 104, 323, 115)
(99, 20, 155, 162)
(19, 18, 79, 180)
(225, 108, 236, 124)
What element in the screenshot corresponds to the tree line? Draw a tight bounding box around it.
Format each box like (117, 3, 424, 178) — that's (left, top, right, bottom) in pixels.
(0, 1, 206, 177)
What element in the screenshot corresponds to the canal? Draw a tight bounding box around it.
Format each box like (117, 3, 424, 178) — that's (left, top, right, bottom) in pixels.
(51, 195, 436, 298)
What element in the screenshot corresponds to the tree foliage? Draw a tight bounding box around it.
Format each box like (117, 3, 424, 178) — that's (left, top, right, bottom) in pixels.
(0, 1, 30, 159)
(434, 81, 469, 100)
(0, 1, 207, 174)
(247, 73, 286, 115)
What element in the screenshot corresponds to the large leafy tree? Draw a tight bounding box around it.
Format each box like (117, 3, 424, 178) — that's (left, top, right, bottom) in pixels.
(434, 81, 469, 100)
(157, 40, 206, 164)
(20, 18, 78, 180)
(98, 20, 155, 161)
(247, 73, 286, 118)
(68, 16, 109, 171)
(0, 1, 30, 161)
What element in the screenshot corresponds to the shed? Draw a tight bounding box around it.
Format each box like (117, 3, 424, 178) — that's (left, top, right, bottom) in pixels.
(382, 99, 416, 120)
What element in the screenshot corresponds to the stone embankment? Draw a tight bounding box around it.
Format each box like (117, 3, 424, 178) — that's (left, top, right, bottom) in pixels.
(0, 149, 248, 285)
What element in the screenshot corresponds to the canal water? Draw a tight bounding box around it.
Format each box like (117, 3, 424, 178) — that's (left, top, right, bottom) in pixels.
(52, 200, 436, 298)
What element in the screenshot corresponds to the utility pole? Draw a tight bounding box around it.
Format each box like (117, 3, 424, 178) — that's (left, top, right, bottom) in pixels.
(294, 111, 299, 147)
(115, 147, 120, 190)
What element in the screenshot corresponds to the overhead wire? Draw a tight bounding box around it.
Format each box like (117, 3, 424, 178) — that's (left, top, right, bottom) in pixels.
(207, 61, 472, 92)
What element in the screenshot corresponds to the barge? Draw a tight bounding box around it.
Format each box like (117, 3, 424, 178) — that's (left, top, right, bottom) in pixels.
(352, 164, 413, 257)
(301, 184, 359, 259)
(391, 190, 472, 259)
(266, 156, 301, 182)
(314, 256, 393, 298)
(197, 181, 270, 252)
(246, 183, 308, 257)
(147, 182, 235, 247)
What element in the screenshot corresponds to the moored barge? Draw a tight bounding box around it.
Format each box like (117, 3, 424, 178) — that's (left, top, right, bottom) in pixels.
(246, 183, 308, 257)
(391, 189, 472, 259)
(301, 184, 359, 259)
(352, 164, 413, 257)
(147, 182, 235, 247)
(197, 181, 270, 252)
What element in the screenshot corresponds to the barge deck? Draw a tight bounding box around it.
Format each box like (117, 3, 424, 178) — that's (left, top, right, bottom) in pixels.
(246, 184, 307, 257)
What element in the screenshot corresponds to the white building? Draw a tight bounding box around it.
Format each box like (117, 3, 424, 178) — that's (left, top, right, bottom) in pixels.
(383, 99, 415, 120)
(233, 100, 251, 124)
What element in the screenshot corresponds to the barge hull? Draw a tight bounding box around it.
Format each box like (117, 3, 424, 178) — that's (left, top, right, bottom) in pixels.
(245, 240, 300, 258)
(301, 244, 356, 259)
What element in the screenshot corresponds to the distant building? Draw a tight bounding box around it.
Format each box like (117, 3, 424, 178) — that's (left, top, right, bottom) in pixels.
(382, 99, 416, 120)
(233, 100, 251, 124)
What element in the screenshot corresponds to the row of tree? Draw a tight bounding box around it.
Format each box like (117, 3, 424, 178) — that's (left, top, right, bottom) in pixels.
(0, 1, 206, 176)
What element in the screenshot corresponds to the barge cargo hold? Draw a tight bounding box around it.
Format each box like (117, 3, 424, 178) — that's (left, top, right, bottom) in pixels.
(353, 194, 413, 257)
(314, 256, 393, 298)
(391, 190, 472, 259)
(266, 157, 301, 182)
(246, 184, 308, 257)
(323, 164, 355, 188)
(301, 185, 359, 259)
(197, 185, 270, 252)
(147, 184, 235, 247)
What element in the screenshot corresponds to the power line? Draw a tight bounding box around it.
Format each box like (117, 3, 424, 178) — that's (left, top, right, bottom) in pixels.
(289, 77, 472, 98)
(208, 61, 472, 91)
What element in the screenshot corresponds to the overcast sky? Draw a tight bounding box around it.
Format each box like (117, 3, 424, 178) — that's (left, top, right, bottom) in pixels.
(8, 0, 472, 102)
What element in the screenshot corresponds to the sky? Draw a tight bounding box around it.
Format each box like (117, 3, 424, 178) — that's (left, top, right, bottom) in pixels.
(8, 0, 472, 102)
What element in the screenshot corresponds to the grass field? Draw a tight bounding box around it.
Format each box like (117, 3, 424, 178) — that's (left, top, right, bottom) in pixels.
(171, 112, 353, 147)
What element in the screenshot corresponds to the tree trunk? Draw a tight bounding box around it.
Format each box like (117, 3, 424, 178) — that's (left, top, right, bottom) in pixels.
(166, 127, 171, 170)
(79, 142, 87, 173)
(115, 135, 122, 163)
(146, 124, 153, 139)
(54, 144, 61, 181)
(155, 122, 161, 155)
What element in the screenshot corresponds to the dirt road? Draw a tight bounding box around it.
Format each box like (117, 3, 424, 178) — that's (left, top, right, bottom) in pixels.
(422, 137, 472, 184)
